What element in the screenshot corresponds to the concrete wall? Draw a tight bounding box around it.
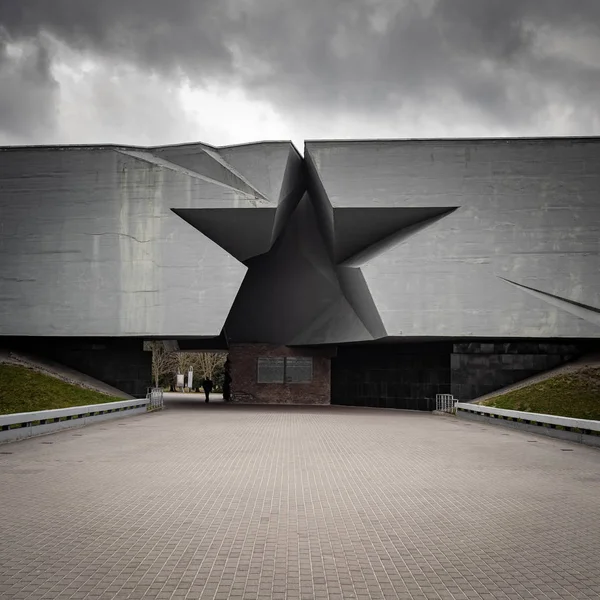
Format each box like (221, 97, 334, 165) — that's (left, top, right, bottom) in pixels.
(2, 137, 600, 347)
(306, 138, 600, 340)
(450, 341, 584, 401)
(228, 343, 331, 404)
(332, 340, 595, 408)
(0, 142, 300, 338)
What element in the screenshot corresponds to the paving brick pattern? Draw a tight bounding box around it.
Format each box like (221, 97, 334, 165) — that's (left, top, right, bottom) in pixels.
(1, 403, 600, 600)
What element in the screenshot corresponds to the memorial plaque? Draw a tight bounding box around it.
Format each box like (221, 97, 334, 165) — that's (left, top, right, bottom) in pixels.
(257, 357, 285, 383)
(285, 357, 313, 383)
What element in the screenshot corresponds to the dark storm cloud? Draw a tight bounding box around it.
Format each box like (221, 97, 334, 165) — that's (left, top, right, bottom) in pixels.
(229, 0, 600, 125)
(0, 1, 232, 76)
(1, 0, 599, 140)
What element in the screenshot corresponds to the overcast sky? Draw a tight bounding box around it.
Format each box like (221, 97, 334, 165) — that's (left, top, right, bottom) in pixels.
(1, 0, 599, 150)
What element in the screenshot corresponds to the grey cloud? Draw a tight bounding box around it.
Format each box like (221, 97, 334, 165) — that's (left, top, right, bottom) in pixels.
(0, 1, 233, 79)
(53, 63, 205, 146)
(0, 31, 58, 141)
(227, 0, 600, 128)
(0, 0, 599, 142)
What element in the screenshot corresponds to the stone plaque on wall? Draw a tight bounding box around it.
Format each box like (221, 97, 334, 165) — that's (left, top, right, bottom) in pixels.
(257, 357, 285, 383)
(285, 357, 313, 383)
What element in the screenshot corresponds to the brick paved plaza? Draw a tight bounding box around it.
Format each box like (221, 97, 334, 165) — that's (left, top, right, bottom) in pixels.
(1, 400, 600, 600)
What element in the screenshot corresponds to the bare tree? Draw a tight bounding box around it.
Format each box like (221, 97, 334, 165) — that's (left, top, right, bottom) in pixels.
(195, 352, 226, 380)
(174, 352, 191, 377)
(149, 342, 174, 388)
(146, 347, 227, 390)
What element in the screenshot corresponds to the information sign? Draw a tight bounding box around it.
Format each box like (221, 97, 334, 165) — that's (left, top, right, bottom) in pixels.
(257, 357, 285, 383)
(285, 357, 313, 383)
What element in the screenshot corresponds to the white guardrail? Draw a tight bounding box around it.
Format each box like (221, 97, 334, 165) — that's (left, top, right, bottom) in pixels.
(435, 394, 457, 413)
(455, 402, 600, 434)
(147, 388, 164, 410)
(0, 398, 151, 444)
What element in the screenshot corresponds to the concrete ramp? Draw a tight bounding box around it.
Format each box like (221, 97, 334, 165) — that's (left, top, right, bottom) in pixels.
(472, 352, 600, 404)
(0, 350, 133, 399)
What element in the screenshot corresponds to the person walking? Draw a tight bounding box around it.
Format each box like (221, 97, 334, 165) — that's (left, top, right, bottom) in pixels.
(202, 377, 213, 403)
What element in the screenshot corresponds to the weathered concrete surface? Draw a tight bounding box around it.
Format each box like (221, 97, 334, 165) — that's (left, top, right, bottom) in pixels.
(1, 403, 600, 599)
(0, 142, 302, 338)
(306, 137, 600, 339)
(3, 137, 600, 345)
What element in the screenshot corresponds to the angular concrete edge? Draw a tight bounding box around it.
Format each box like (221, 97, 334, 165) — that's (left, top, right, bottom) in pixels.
(271, 146, 305, 244)
(172, 207, 277, 262)
(340, 207, 459, 267)
(498, 277, 600, 328)
(304, 149, 335, 261)
(336, 267, 387, 339)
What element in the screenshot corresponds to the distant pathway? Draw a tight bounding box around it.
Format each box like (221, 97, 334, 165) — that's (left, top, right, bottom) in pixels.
(1, 403, 600, 599)
(163, 391, 225, 405)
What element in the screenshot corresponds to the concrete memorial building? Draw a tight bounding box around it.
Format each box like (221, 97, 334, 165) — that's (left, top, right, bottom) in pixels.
(1, 137, 599, 408)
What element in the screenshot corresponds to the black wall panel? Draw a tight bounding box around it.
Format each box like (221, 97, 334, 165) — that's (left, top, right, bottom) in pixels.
(331, 343, 452, 410)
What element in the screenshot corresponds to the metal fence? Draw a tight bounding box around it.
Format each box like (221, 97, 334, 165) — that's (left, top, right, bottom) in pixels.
(147, 388, 164, 411)
(435, 394, 457, 413)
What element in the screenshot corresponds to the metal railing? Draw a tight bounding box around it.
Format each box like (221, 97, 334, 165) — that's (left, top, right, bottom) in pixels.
(436, 394, 457, 413)
(147, 387, 164, 411)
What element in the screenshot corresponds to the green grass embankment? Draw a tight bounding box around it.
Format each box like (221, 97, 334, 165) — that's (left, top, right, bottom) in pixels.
(0, 364, 123, 415)
(481, 367, 600, 421)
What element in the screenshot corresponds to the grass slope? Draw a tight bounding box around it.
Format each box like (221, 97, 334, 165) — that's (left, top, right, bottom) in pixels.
(482, 367, 600, 421)
(0, 364, 123, 415)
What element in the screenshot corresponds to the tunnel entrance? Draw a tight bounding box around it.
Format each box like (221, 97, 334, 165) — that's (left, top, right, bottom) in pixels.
(148, 343, 229, 398)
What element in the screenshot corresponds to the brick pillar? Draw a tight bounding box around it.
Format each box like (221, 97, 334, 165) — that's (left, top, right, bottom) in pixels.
(228, 343, 332, 405)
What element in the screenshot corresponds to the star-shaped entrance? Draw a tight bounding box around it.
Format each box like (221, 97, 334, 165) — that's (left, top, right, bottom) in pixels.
(174, 187, 457, 345)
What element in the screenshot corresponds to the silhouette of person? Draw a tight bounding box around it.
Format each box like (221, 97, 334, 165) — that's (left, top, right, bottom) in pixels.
(202, 377, 213, 403)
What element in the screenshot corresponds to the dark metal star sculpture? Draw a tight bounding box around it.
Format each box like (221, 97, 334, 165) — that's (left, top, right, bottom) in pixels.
(146, 141, 596, 344)
(173, 162, 457, 345)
